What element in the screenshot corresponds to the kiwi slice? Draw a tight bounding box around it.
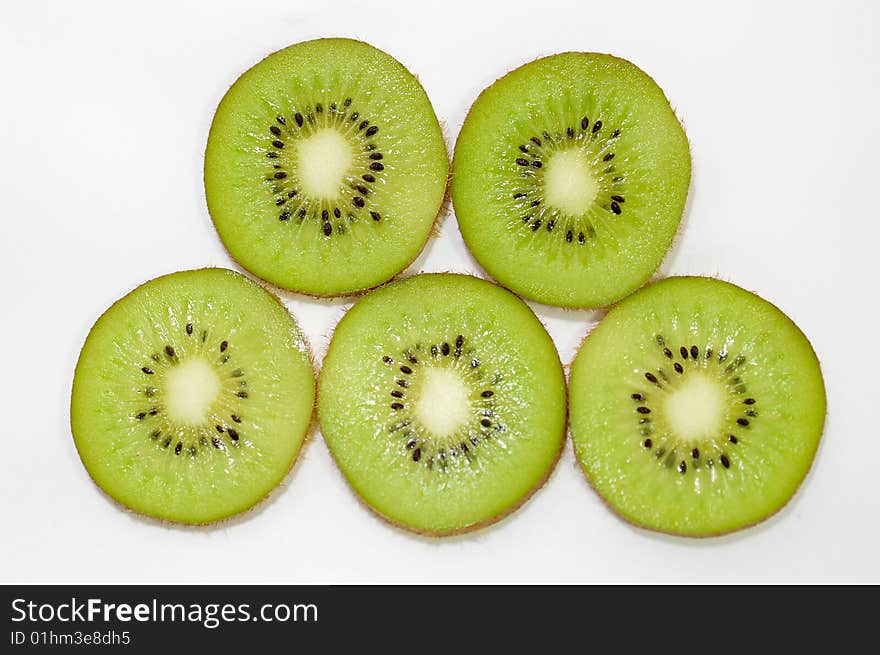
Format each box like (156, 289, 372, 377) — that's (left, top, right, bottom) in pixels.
(452, 53, 691, 308)
(70, 269, 315, 524)
(318, 274, 566, 534)
(204, 38, 449, 296)
(569, 277, 826, 536)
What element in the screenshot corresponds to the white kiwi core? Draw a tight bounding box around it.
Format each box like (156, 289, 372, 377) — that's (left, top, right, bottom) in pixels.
(163, 357, 221, 425)
(295, 128, 354, 199)
(662, 371, 726, 441)
(413, 367, 471, 439)
(543, 148, 599, 216)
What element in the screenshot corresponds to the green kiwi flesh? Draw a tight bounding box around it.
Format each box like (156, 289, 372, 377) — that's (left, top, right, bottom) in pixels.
(70, 269, 316, 524)
(452, 52, 691, 308)
(569, 277, 826, 536)
(318, 274, 567, 534)
(205, 38, 449, 296)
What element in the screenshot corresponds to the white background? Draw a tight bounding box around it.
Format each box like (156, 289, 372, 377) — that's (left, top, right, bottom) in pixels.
(1, 0, 877, 584)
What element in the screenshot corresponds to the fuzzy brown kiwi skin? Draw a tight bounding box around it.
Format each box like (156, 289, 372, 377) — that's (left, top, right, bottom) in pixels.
(450, 51, 692, 311)
(568, 275, 827, 538)
(203, 43, 451, 300)
(318, 272, 568, 537)
(69, 267, 318, 528)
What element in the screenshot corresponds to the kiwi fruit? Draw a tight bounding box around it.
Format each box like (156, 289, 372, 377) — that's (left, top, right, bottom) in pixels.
(204, 38, 449, 296)
(452, 53, 691, 308)
(317, 273, 566, 534)
(70, 269, 315, 524)
(569, 276, 826, 536)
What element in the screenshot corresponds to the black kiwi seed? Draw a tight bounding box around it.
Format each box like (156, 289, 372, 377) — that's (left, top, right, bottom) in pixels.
(481, 390, 494, 398)
(610, 201, 621, 215)
(270, 125, 281, 136)
(578, 232, 586, 244)
(691, 346, 699, 359)
(391, 403, 404, 410)
(691, 448, 700, 459)
(430, 345, 439, 356)
(227, 429, 239, 441)
(531, 137, 542, 146)
(272, 140, 284, 149)
(592, 120, 602, 133)
(165, 345, 175, 358)
(237, 391, 248, 398)
(186, 323, 193, 335)
(737, 418, 750, 426)
(645, 372, 658, 384)
(663, 348, 673, 358)
(323, 223, 332, 236)
(174, 442, 182, 455)
(400, 365, 412, 375)
(334, 208, 342, 218)
(370, 211, 381, 221)
(611, 195, 625, 202)
(370, 153, 383, 160)
(567, 127, 574, 138)
(566, 230, 573, 243)
(516, 158, 529, 166)
(643, 439, 652, 448)
(356, 184, 369, 195)
(141, 367, 154, 375)
(412, 448, 422, 462)
(721, 454, 731, 468)
(365, 125, 379, 137)
(603, 153, 615, 162)
(396, 379, 408, 388)
(298, 208, 307, 218)
(631, 393, 643, 400)
(391, 390, 403, 398)
(231, 414, 241, 423)
(678, 461, 687, 474)
(358, 120, 369, 131)
(212, 437, 221, 448)
(294, 112, 303, 127)
(729, 435, 738, 444)
(744, 398, 756, 405)
(674, 362, 683, 374)
(519, 145, 529, 153)
(350, 111, 359, 122)
(581, 116, 589, 130)
(315, 103, 323, 113)
(383, 356, 393, 364)
(219, 340, 228, 352)
(136, 412, 146, 420)
(216, 425, 224, 433)
(279, 211, 291, 221)
(162, 437, 172, 448)
(267, 151, 278, 159)
(680, 346, 688, 359)
(150, 430, 161, 440)
(531, 161, 542, 168)
(352, 196, 365, 208)
(441, 342, 450, 356)
(531, 220, 541, 231)
(481, 419, 492, 427)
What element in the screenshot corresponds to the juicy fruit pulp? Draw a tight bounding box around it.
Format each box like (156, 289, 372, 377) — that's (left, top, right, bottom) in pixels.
(452, 52, 691, 308)
(318, 274, 567, 534)
(569, 277, 826, 536)
(70, 269, 316, 524)
(205, 38, 449, 296)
